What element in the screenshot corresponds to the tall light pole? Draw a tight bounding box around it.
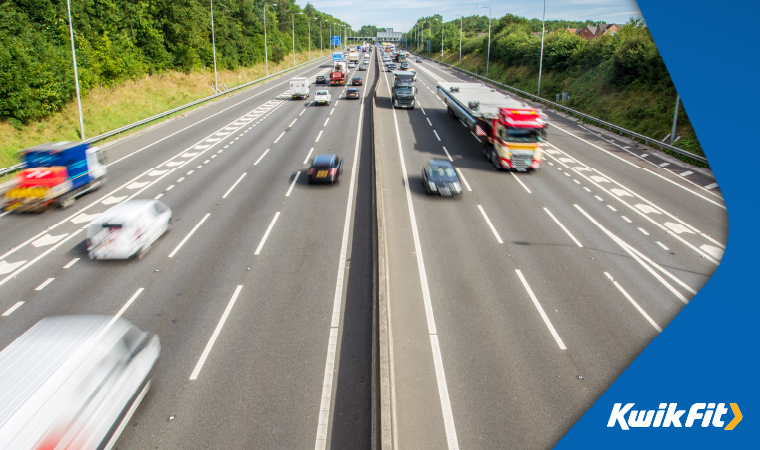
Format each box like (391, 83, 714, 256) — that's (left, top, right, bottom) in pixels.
(426, 20, 431, 57)
(263, 3, 277, 76)
(292, 12, 303, 66)
(453, 14, 463, 65)
(309, 17, 317, 59)
(439, 18, 444, 60)
(478, 6, 492, 75)
(65, 0, 85, 140)
(210, 0, 218, 92)
(537, 0, 546, 94)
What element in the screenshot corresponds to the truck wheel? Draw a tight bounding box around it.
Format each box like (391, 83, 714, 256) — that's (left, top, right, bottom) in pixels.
(491, 151, 501, 170)
(483, 145, 491, 161)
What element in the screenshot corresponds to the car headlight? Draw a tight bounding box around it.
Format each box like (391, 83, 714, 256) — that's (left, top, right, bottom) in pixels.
(428, 181, 437, 191)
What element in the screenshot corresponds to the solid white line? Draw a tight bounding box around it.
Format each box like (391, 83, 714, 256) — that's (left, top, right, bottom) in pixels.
(104, 288, 144, 331)
(35, 278, 55, 291)
(254, 149, 270, 165)
(515, 270, 566, 350)
(2, 301, 24, 316)
(189, 285, 243, 380)
(223, 173, 247, 198)
(0, 229, 83, 289)
(477, 205, 503, 243)
(274, 131, 285, 143)
(254, 212, 280, 255)
(641, 168, 725, 209)
(433, 130, 441, 141)
(304, 148, 314, 164)
(574, 204, 691, 303)
(324, 118, 330, 126)
(168, 213, 210, 257)
(442, 146, 453, 162)
(286, 172, 300, 197)
(510, 172, 531, 193)
(455, 168, 471, 191)
(657, 241, 669, 250)
(316, 130, 323, 142)
(63, 258, 80, 269)
(315, 51, 373, 450)
(543, 208, 583, 247)
(381, 67, 459, 450)
(289, 118, 297, 127)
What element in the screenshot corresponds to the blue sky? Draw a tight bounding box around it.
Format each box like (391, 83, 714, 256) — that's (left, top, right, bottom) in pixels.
(297, 0, 643, 34)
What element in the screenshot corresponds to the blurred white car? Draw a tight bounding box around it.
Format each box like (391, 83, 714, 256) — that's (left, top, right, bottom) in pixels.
(314, 90, 331, 106)
(87, 199, 172, 259)
(0, 315, 160, 450)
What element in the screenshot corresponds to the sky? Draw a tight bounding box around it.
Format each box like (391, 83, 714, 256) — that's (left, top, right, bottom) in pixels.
(297, 0, 643, 34)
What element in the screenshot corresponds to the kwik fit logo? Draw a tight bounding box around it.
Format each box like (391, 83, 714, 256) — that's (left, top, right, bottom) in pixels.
(608, 403, 742, 430)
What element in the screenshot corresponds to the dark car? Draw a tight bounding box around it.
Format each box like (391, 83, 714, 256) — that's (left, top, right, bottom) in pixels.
(400, 62, 409, 71)
(352, 77, 363, 86)
(346, 88, 360, 99)
(316, 75, 326, 84)
(308, 154, 343, 184)
(422, 160, 462, 196)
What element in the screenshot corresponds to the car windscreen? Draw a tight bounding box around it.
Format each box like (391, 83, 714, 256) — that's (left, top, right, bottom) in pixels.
(395, 86, 413, 94)
(316, 91, 328, 96)
(427, 167, 458, 181)
(500, 127, 544, 143)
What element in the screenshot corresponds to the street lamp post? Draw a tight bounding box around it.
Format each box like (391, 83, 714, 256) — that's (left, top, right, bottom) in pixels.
(210, 0, 218, 92)
(454, 14, 463, 65)
(309, 17, 317, 59)
(478, 6, 492, 75)
(538, 0, 546, 95)
(292, 12, 303, 66)
(263, 3, 277, 76)
(65, 0, 85, 140)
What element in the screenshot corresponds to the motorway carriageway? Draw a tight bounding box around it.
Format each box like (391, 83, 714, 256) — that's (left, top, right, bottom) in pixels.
(376, 52, 726, 449)
(0, 54, 377, 449)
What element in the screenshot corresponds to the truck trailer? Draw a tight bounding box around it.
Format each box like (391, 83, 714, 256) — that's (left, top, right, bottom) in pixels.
(437, 82, 547, 171)
(4, 141, 107, 211)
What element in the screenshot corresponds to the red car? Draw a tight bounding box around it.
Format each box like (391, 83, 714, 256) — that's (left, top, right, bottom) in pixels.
(352, 77, 363, 86)
(308, 154, 343, 184)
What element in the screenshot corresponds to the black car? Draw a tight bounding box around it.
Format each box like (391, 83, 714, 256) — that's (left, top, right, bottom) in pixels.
(308, 154, 343, 184)
(422, 160, 462, 196)
(352, 77, 363, 86)
(316, 75, 326, 84)
(346, 88, 360, 99)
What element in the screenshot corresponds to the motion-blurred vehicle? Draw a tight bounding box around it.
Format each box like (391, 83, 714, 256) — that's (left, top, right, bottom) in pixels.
(308, 154, 343, 184)
(315, 75, 326, 84)
(348, 62, 356, 68)
(314, 90, 331, 105)
(4, 142, 106, 212)
(358, 64, 367, 71)
(0, 315, 160, 450)
(437, 82, 547, 171)
(87, 199, 172, 260)
(290, 77, 309, 100)
(422, 160, 462, 196)
(351, 76, 363, 86)
(346, 88, 361, 99)
(416, 57, 423, 63)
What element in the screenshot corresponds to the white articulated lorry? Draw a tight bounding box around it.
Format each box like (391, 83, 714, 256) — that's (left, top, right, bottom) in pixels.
(437, 82, 547, 171)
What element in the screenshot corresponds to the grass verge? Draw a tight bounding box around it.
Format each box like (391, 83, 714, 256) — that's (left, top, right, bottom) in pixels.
(0, 51, 326, 168)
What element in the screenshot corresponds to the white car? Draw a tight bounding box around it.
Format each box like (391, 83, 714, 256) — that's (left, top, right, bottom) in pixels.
(348, 62, 356, 68)
(87, 199, 172, 259)
(314, 90, 331, 105)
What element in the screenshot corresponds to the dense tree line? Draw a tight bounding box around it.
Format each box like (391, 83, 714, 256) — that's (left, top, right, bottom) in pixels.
(0, 0, 348, 126)
(403, 16, 671, 94)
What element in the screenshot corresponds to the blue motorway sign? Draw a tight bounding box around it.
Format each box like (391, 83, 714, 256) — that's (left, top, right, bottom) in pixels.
(331, 36, 341, 46)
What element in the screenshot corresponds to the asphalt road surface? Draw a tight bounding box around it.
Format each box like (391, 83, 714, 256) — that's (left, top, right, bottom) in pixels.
(375, 51, 726, 449)
(0, 54, 378, 450)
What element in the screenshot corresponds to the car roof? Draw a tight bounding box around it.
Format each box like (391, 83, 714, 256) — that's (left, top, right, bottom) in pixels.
(427, 159, 454, 168)
(313, 154, 337, 165)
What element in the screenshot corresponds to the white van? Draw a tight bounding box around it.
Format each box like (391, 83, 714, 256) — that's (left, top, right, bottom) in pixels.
(87, 200, 172, 260)
(0, 315, 160, 450)
(290, 77, 309, 100)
